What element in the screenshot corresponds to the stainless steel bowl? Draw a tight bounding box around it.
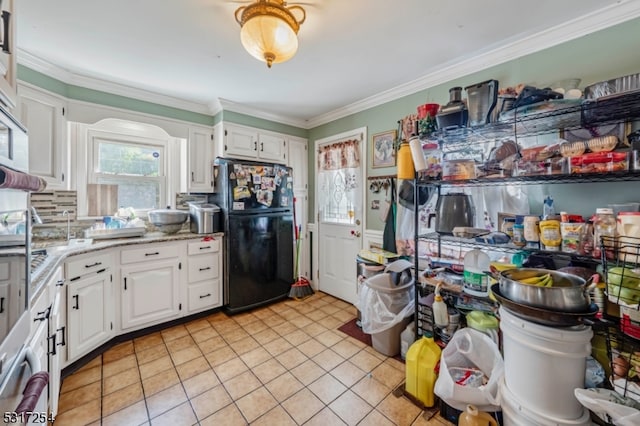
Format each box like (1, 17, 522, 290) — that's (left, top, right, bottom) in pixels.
(148, 209, 189, 226)
(495, 268, 595, 312)
(154, 223, 185, 234)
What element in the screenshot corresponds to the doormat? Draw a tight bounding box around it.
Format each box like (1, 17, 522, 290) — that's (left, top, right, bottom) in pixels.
(337, 318, 371, 346)
(338, 318, 404, 363)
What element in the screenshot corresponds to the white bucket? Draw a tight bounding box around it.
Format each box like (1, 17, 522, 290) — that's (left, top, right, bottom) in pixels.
(499, 307, 592, 420)
(500, 379, 591, 426)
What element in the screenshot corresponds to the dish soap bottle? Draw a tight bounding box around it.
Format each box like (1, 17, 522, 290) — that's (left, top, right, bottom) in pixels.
(432, 284, 449, 328)
(459, 405, 498, 426)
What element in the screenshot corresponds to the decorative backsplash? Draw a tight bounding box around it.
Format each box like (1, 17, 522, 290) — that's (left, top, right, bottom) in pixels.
(31, 191, 198, 241)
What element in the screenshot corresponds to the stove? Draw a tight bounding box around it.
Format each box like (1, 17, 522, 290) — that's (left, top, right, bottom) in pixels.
(30, 248, 49, 274)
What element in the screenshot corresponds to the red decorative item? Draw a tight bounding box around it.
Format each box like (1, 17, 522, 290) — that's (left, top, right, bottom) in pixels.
(417, 103, 440, 119)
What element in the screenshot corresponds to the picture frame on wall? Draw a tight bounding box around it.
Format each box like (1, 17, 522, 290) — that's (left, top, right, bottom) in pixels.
(372, 130, 396, 168)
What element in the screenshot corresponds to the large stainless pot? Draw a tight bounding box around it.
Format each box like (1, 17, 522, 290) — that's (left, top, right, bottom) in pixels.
(493, 268, 596, 312)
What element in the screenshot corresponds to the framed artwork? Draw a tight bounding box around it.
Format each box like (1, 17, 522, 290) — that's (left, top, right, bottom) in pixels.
(372, 130, 396, 168)
(562, 121, 631, 145)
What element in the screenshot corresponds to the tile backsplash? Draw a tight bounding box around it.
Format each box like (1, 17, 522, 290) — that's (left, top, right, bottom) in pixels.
(31, 191, 198, 241)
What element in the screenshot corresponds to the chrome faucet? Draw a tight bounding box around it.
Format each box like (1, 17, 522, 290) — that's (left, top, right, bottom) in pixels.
(62, 210, 74, 241)
(31, 207, 43, 225)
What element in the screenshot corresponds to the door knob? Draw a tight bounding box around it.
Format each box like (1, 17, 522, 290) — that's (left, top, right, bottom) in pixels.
(355, 219, 361, 225)
(350, 230, 361, 238)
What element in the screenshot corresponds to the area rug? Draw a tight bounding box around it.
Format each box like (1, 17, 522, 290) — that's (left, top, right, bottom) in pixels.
(337, 318, 372, 346)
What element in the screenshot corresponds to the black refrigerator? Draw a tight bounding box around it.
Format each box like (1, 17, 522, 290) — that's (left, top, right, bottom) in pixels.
(210, 158, 294, 313)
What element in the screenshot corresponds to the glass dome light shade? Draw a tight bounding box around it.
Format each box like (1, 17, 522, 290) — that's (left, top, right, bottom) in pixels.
(240, 14, 298, 67)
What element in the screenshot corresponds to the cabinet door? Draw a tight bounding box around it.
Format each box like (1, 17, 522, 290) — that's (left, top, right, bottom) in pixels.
(28, 320, 49, 416)
(187, 127, 213, 193)
(17, 86, 68, 190)
(48, 268, 65, 418)
(224, 124, 259, 159)
(67, 271, 112, 361)
(288, 137, 308, 193)
(121, 261, 180, 330)
(258, 133, 286, 162)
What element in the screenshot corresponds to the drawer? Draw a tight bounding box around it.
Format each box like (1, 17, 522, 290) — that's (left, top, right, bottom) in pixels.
(188, 254, 219, 283)
(188, 280, 221, 312)
(187, 239, 220, 256)
(66, 252, 111, 280)
(120, 244, 180, 265)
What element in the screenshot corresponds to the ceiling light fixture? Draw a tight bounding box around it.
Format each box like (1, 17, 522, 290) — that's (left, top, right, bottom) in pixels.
(234, 0, 306, 68)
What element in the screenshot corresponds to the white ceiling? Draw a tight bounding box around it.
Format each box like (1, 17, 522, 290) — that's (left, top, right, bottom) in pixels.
(16, 0, 640, 128)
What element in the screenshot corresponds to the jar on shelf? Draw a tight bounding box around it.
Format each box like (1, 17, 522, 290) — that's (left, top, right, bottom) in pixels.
(501, 217, 516, 239)
(593, 208, 616, 259)
(421, 141, 442, 179)
(512, 224, 526, 247)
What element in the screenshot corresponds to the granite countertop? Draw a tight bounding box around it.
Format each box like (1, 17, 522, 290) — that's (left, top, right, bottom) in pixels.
(30, 231, 224, 301)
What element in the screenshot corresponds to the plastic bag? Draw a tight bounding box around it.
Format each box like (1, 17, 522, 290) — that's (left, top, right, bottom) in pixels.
(355, 260, 415, 334)
(575, 388, 640, 426)
(434, 328, 504, 412)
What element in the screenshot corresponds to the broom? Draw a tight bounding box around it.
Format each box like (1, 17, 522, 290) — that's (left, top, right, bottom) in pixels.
(289, 198, 314, 299)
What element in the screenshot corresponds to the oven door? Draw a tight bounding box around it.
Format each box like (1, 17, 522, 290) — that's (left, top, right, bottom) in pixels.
(0, 342, 47, 424)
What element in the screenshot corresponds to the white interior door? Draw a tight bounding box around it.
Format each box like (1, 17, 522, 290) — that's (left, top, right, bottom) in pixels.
(316, 128, 366, 304)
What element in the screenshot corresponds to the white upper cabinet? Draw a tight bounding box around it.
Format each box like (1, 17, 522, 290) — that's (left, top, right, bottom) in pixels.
(0, 0, 16, 109)
(287, 136, 308, 193)
(182, 126, 214, 193)
(220, 122, 287, 163)
(17, 85, 68, 190)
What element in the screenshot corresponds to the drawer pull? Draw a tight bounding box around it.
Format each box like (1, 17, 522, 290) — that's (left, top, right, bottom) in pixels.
(199, 246, 211, 250)
(0, 297, 4, 313)
(199, 293, 211, 299)
(34, 306, 50, 322)
(47, 334, 57, 356)
(199, 266, 211, 272)
(56, 279, 65, 287)
(72, 295, 79, 310)
(57, 326, 66, 347)
(145, 252, 160, 256)
(85, 261, 102, 268)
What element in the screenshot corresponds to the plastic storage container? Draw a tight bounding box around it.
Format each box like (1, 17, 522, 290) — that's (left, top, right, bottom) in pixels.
(500, 380, 590, 426)
(405, 334, 441, 407)
(593, 207, 616, 259)
(499, 307, 592, 420)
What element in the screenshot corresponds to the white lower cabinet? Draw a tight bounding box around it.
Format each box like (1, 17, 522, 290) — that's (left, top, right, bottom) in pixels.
(67, 269, 112, 360)
(186, 239, 223, 313)
(121, 260, 181, 330)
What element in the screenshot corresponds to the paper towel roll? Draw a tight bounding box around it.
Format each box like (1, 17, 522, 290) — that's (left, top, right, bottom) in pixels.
(409, 137, 427, 171)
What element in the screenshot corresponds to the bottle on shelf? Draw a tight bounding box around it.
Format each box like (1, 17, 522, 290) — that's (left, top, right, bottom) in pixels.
(432, 284, 449, 328)
(400, 322, 416, 360)
(463, 249, 490, 297)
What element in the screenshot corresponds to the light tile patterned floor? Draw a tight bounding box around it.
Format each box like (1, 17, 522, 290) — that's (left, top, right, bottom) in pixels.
(56, 292, 454, 426)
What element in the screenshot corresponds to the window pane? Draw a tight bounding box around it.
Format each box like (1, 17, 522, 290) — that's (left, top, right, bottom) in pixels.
(96, 177, 160, 211)
(97, 140, 161, 176)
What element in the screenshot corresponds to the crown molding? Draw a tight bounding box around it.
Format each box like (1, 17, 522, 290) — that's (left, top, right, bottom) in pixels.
(218, 98, 308, 129)
(18, 49, 214, 116)
(306, 0, 640, 128)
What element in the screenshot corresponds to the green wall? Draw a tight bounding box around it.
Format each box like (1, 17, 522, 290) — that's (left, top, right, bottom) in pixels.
(19, 16, 640, 229)
(308, 17, 640, 228)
